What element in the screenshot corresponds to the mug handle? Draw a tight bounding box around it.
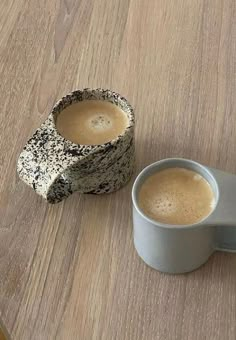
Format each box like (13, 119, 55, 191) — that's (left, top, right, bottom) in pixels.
(206, 167, 236, 252)
(17, 116, 82, 203)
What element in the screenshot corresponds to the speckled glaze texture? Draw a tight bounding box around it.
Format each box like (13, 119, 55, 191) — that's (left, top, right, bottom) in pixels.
(17, 89, 135, 203)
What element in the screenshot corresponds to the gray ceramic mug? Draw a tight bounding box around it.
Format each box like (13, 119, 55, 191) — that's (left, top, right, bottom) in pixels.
(17, 88, 135, 203)
(132, 158, 236, 274)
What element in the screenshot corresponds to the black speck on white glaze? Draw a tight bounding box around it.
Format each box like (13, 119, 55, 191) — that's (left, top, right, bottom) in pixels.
(17, 88, 135, 203)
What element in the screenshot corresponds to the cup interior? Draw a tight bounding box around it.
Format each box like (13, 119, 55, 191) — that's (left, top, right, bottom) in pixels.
(132, 158, 219, 228)
(51, 88, 134, 141)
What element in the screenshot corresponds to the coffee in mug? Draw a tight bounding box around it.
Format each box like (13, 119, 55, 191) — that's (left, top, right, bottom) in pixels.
(56, 100, 129, 145)
(138, 167, 215, 225)
(17, 89, 135, 203)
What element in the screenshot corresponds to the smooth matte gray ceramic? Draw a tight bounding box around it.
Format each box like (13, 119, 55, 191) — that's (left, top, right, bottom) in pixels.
(132, 158, 236, 274)
(17, 89, 135, 203)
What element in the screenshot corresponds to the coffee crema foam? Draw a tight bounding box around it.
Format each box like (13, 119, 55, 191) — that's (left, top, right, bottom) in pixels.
(56, 100, 129, 145)
(138, 167, 215, 225)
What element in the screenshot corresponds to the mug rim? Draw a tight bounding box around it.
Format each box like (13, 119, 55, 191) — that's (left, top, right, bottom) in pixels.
(50, 88, 134, 147)
(132, 158, 220, 229)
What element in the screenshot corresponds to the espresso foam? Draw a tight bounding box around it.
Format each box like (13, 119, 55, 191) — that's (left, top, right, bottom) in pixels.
(56, 100, 129, 145)
(138, 168, 215, 225)
(89, 114, 112, 131)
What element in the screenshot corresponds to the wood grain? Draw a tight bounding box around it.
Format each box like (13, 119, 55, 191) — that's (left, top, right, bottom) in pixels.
(0, 327, 6, 340)
(0, 0, 236, 339)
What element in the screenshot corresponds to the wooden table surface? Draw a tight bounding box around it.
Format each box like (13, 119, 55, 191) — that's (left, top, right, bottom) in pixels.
(1, 0, 236, 339)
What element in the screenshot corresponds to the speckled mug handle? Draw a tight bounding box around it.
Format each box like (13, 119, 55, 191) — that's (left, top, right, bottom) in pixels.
(17, 89, 135, 203)
(17, 114, 83, 203)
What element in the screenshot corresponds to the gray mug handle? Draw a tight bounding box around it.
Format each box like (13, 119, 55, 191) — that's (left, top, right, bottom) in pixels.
(205, 168, 236, 252)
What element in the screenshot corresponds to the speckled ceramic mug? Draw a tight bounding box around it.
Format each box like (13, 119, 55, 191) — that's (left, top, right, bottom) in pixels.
(132, 158, 236, 274)
(17, 89, 135, 203)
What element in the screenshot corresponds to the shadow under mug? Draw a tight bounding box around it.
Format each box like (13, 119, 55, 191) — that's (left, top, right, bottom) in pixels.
(17, 88, 135, 203)
(132, 158, 236, 274)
